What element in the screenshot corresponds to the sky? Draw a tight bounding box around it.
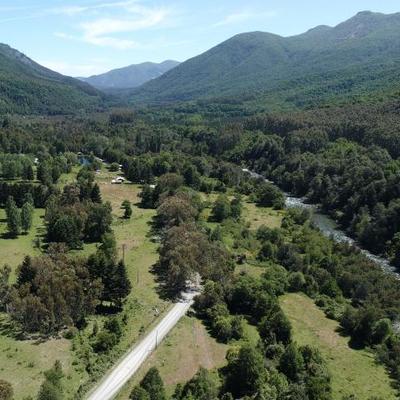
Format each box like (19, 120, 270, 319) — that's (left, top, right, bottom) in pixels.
(0, 0, 399, 77)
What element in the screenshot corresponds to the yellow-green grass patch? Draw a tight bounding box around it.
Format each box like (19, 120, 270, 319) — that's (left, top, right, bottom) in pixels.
(280, 293, 397, 400)
(116, 315, 229, 399)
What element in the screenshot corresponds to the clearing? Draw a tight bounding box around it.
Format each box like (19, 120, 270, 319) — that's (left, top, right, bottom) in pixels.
(280, 293, 397, 400)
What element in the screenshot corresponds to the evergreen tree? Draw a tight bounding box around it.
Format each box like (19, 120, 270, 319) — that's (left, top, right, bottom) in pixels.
(122, 200, 133, 219)
(140, 185, 155, 209)
(7, 198, 21, 236)
(23, 192, 35, 206)
(17, 256, 36, 286)
(91, 183, 102, 203)
(110, 261, 132, 307)
(22, 164, 34, 181)
(140, 367, 166, 400)
(37, 162, 53, 186)
(21, 202, 34, 232)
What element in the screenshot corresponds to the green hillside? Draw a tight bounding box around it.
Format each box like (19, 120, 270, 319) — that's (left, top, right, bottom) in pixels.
(80, 60, 180, 90)
(0, 43, 104, 115)
(130, 11, 400, 108)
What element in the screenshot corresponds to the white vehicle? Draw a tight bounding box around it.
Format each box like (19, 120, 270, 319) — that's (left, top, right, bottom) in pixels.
(111, 176, 125, 184)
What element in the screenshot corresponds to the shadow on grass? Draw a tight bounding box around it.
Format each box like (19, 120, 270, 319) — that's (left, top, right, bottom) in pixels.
(0, 231, 18, 240)
(335, 325, 366, 350)
(95, 303, 121, 316)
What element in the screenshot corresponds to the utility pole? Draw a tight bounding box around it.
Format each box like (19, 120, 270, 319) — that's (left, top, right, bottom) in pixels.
(155, 330, 159, 348)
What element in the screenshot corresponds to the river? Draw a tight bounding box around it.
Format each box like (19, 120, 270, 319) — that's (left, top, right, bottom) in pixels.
(243, 169, 398, 277)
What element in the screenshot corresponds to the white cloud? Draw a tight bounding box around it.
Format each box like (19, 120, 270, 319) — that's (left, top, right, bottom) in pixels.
(214, 10, 277, 27)
(56, 1, 171, 49)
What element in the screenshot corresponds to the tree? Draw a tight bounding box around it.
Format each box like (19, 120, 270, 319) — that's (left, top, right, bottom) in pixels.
(279, 343, 304, 382)
(91, 183, 102, 203)
(110, 261, 131, 307)
(372, 318, 393, 344)
(47, 215, 81, 248)
(156, 195, 198, 228)
(37, 361, 64, 400)
(21, 202, 34, 232)
(122, 200, 133, 219)
(17, 256, 35, 286)
(92, 331, 118, 353)
(11, 255, 101, 333)
(37, 162, 53, 186)
(230, 195, 242, 220)
(139, 185, 154, 209)
(224, 344, 267, 397)
(140, 367, 166, 400)
(22, 164, 34, 181)
(211, 194, 231, 222)
(179, 368, 219, 400)
(130, 387, 150, 400)
(84, 202, 112, 242)
(6, 197, 20, 236)
(258, 311, 292, 345)
(0, 265, 11, 311)
(0, 379, 13, 400)
(256, 182, 285, 209)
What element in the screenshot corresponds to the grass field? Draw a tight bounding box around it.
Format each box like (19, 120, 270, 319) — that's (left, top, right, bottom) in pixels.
(243, 202, 283, 230)
(280, 293, 397, 400)
(0, 167, 172, 399)
(0, 208, 45, 280)
(115, 315, 228, 399)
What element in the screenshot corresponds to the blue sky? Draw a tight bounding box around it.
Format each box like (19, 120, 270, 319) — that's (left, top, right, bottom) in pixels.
(0, 0, 399, 77)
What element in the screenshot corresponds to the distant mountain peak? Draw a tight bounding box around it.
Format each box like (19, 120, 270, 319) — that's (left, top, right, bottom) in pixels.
(129, 11, 400, 107)
(80, 60, 180, 90)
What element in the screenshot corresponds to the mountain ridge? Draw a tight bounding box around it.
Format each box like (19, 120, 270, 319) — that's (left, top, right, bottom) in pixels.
(0, 43, 103, 115)
(129, 11, 400, 107)
(80, 60, 180, 90)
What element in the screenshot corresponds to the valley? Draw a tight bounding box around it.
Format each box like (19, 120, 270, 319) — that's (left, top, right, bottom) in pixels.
(0, 6, 400, 400)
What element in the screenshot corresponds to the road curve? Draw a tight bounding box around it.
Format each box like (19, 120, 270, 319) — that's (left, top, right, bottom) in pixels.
(86, 291, 197, 400)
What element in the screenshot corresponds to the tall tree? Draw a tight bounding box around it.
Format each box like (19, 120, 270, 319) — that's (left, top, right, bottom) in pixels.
(6, 197, 20, 236)
(21, 202, 34, 232)
(140, 367, 166, 400)
(110, 261, 131, 307)
(91, 183, 102, 203)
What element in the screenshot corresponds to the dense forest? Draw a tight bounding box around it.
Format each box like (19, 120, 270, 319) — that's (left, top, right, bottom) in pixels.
(0, 87, 399, 398)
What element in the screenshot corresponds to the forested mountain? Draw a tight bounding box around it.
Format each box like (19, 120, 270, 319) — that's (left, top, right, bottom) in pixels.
(130, 11, 400, 107)
(80, 60, 180, 90)
(0, 43, 104, 115)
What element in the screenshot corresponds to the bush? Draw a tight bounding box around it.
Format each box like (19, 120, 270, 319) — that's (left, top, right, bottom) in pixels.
(92, 331, 118, 353)
(0, 380, 13, 400)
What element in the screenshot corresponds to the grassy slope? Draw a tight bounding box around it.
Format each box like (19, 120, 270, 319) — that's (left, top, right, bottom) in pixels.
(280, 293, 397, 400)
